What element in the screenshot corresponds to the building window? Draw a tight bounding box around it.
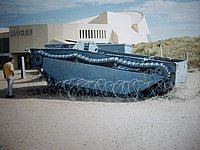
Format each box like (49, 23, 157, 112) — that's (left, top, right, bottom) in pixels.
(91, 30, 93, 39)
(79, 29, 107, 39)
(99, 30, 101, 39)
(79, 30, 81, 39)
(94, 30, 96, 38)
(82, 30, 84, 39)
(85, 30, 87, 39)
(88, 30, 90, 39)
(96, 30, 98, 38)
(102, 30, 104, 38)
(0, 38, 9, 53)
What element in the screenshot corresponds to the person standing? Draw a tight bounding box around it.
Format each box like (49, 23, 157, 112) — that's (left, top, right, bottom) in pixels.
(3, 57, 15, 98)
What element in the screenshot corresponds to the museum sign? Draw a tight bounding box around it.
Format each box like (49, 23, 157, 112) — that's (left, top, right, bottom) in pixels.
(10, 29, 33, 37)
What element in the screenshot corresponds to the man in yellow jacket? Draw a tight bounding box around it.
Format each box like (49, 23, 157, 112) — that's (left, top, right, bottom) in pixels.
(3, 57, 15, 98)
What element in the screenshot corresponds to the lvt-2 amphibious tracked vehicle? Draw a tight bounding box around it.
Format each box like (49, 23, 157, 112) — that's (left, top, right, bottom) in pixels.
(29, 41, 187, 100)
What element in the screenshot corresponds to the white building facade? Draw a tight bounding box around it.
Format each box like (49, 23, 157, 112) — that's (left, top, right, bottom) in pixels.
(65, 11, 151, 44)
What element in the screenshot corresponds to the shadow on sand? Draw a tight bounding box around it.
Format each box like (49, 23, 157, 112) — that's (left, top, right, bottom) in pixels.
(0, 85, 50, 99)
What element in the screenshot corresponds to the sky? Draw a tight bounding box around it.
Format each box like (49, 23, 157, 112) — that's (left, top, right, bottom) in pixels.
(0, 0, 200, 41)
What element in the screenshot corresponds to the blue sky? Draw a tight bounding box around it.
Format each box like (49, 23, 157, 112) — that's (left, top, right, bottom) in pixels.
(0, 0, 200, 41)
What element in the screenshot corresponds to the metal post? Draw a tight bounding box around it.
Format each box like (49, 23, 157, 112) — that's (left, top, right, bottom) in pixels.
(148, 49, 150, 56)
(21, 56, 26, 79)
(184, 51, 188, 61)
(160, 40, 163, 57)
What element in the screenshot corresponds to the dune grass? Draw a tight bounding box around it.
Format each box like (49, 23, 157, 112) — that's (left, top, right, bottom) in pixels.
(134, 36, 200, 70)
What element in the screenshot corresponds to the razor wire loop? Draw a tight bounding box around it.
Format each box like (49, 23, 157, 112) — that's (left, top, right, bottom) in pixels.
(40, 76, 168, 102)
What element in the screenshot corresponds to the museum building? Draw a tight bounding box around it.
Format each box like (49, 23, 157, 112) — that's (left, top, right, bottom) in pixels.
(0, 11, 151, 68)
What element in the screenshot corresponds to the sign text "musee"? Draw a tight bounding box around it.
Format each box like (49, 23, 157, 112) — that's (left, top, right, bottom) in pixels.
(10, 29, 33, 37)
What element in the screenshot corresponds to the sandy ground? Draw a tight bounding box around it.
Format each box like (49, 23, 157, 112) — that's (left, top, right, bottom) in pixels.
(0, 70, 200, 150)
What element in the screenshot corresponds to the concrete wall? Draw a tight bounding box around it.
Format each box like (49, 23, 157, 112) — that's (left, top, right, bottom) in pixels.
(63, 24, 78, 41)
(47, 24, 63, 43)
(106, 12, 145, 44)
